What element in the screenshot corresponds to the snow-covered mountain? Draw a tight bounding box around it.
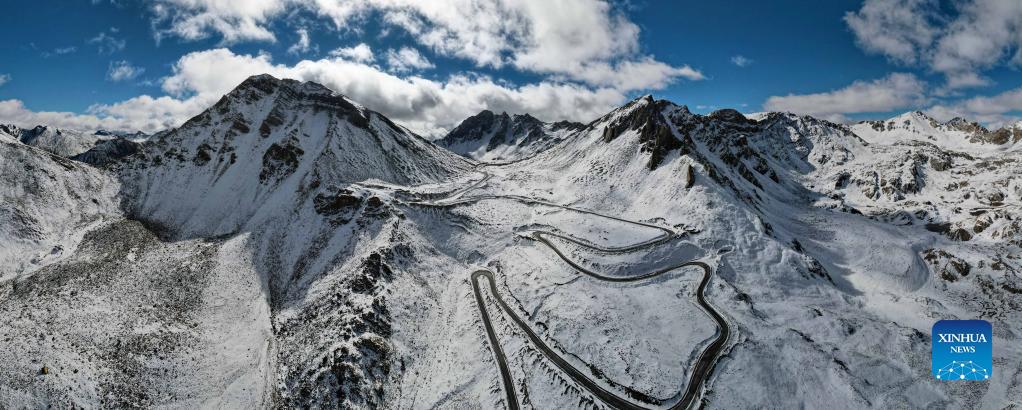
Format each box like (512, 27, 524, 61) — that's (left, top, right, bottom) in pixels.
(488, 96, 1021, 407)
(1, 80, 1019, 409)
(853, 111, 1022, 152)
(0, 124, 118, 157)
(70, 137, 142, 167)
(117, 74, 473, 237)
(436, 110, 582, 161)
(0, 135, 120, 282)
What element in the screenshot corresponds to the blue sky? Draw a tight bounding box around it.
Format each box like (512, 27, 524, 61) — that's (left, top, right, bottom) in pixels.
(1, 0, 1022, 135)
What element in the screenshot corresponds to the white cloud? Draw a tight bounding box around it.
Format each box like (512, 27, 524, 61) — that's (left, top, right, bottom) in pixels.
(88, 95, 213, 131)
(287, 28, 317, 55)
(0, 99, 151, 132)
(385, 47, 434, 72)
(846, 0, 1022, 89)
(159, 48, 624, 135)
(547, 57, 703, 91)
(844, 0, 940, 65)
(0, 74, 9, 87)
(763, 73, 927, 120)
(927, 86, 1022, 128)
(145, 0, 703, 91)
(41, 46, 78, 58)
(2, 48, 626, 136)
(88, 29, 126, 54)
(107, 61, 145, 82)
(730, 55, 753, 67)
(149, 0, 283, 43)
(329, 43, 374, 63)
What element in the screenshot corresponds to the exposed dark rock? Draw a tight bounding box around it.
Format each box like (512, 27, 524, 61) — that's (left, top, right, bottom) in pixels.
(192, 143, 213, 166)
(259, 139, 304, 183)
(71, 138, 141, 167)
(260, 112, 285, 138)
(971, 126, 1022, 145)
(314, 190, 361, 214)
(925, 222, 973, 241)
(922, 249, 971, 282)
(600, 96, 686, 169)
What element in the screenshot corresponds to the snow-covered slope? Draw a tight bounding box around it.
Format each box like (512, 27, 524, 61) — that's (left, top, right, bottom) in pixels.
(0, 137, 120, 281)
(436, 110, 582, 161)
(117, 74, 473, 237)
(0, 124, 116, 158)
(0, 75, 477, 408)
(853, 111, 1021, 153)
(473, 96, 1022, 408)
(1, 84, 1019, 409)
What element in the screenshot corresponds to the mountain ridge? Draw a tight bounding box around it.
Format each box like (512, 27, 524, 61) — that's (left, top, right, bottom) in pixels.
(0, 74, 1020, 409)
(436, 109, 583, 161)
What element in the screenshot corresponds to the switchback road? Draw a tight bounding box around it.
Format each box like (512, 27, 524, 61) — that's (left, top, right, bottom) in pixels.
(397, 165, 731, 409)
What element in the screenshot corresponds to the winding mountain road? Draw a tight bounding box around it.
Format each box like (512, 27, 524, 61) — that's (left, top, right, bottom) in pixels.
(401, 165, 732, 409)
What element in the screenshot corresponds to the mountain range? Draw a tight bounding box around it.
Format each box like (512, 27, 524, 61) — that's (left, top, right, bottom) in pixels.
(1, 74, 1019, 409)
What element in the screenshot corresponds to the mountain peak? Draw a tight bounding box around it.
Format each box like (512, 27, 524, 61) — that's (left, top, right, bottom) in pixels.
(437, 109, 579, 161)
(889, 110, 937, 124)
(708, 108, 750, 123)
(120, 75, 471, 237)
(229, 74, 342, 103)
(512, 112, 540, 123)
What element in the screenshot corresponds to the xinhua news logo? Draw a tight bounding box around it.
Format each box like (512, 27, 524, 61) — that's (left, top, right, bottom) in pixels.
(932, 319, 992, 381)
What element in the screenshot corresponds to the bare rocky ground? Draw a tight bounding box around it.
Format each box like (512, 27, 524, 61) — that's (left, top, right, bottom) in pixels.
(0, 220, 220, 407)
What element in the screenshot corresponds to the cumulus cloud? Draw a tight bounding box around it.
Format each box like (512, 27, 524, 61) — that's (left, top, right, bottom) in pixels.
(844, 0, 940, 65)
(9, 1, 705, 135)
(107, 61, 145, 82)
(159, 48, 623, 135)
(0, 99, 146, 132)
(149, 0, 283, 43)
(730, 55, 753, 67)
(385, 47, 434, 72)
(846, 0, 1022, 89)
(1, 48, 626, 136)
(763, 73, 927, 121)
(146, 0, 703, 91)
(329, 43, 374, 63)
(927, 86, 1022, 128)
(0, 74, 9, 87)
(548, 57, 703, 91)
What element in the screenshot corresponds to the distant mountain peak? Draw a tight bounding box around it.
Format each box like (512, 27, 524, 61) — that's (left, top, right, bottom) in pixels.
(437, 109, 582, 161)
(708, 108, 751, 123)
(852, 109, 1020, 151)
(0, 123, 115, 157)
(943, 116, 988, 134)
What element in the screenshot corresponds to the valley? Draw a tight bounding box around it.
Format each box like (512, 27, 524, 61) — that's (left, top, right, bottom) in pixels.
(1, 75, 1020, 409)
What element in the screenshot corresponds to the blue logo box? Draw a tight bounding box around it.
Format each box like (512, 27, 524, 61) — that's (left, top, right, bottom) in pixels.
(932, 319, 992, 381)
